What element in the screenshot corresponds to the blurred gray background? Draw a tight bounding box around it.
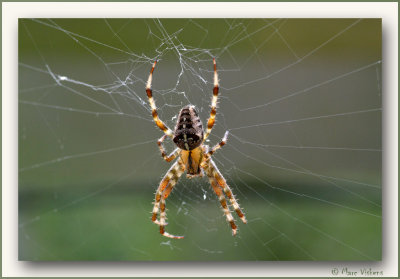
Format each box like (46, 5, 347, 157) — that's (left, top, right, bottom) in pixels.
(19, 18, 381, 261)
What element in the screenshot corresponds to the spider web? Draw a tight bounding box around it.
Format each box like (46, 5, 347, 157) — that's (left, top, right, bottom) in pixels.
(18, 18, 382, 261)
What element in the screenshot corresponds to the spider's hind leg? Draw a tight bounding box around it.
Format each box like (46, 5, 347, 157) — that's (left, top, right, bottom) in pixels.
(204, 58, 220, 141)
(146, 61, 174, 137)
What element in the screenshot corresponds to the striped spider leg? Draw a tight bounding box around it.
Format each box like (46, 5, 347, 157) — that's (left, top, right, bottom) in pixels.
(203, 58, 219, 141)
(201, 131, 229, 166)
(203, 149, 247, 236)
(146, 61, 174, 138)
(157, 135, 180, 162)
(151, 160, 185, 239)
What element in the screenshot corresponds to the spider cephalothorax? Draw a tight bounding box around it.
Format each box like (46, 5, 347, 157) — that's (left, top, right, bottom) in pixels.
(146, 58, 246, 239)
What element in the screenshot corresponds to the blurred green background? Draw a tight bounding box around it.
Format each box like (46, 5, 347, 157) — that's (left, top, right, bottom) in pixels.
(19, 19, 381, 261)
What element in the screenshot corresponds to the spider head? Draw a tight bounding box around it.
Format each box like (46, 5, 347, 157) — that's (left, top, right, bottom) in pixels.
(173, 105, 204, 150)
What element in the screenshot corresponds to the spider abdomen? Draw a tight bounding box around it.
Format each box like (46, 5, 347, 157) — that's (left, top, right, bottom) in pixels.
(173, 105, 204, 150)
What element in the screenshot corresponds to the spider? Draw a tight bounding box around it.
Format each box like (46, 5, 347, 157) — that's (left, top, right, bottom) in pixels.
(146, 58, 246, 239)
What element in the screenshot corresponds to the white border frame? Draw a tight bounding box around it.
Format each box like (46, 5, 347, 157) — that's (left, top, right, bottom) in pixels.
(2, 2, 398, 277)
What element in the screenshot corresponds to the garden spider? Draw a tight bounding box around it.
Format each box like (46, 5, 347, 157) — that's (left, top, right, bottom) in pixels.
(146, 58, 246, 239)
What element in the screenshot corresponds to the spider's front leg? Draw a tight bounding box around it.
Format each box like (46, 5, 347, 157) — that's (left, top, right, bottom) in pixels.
(208, 175, 238, 236)
(151, 160, 185, 239)
(204, 159, 247, 235)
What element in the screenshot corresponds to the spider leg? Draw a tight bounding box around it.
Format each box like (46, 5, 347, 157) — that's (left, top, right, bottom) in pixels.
(202, 131, 229, 167)
(207, 159, 247, 225)
(207, 170, 238, 236)
(158, 180, 184, 239)
(158, 135, 180, 162)
(146, 61, 173, 138)
(208, 131, 229, 156)
(151, 160, 183, 223)
(204, 58, 219, 141)
(151, 160, 185, 239)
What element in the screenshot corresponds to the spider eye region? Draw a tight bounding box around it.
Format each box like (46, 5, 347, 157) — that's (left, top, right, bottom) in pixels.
(173, 105, 204, 150)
